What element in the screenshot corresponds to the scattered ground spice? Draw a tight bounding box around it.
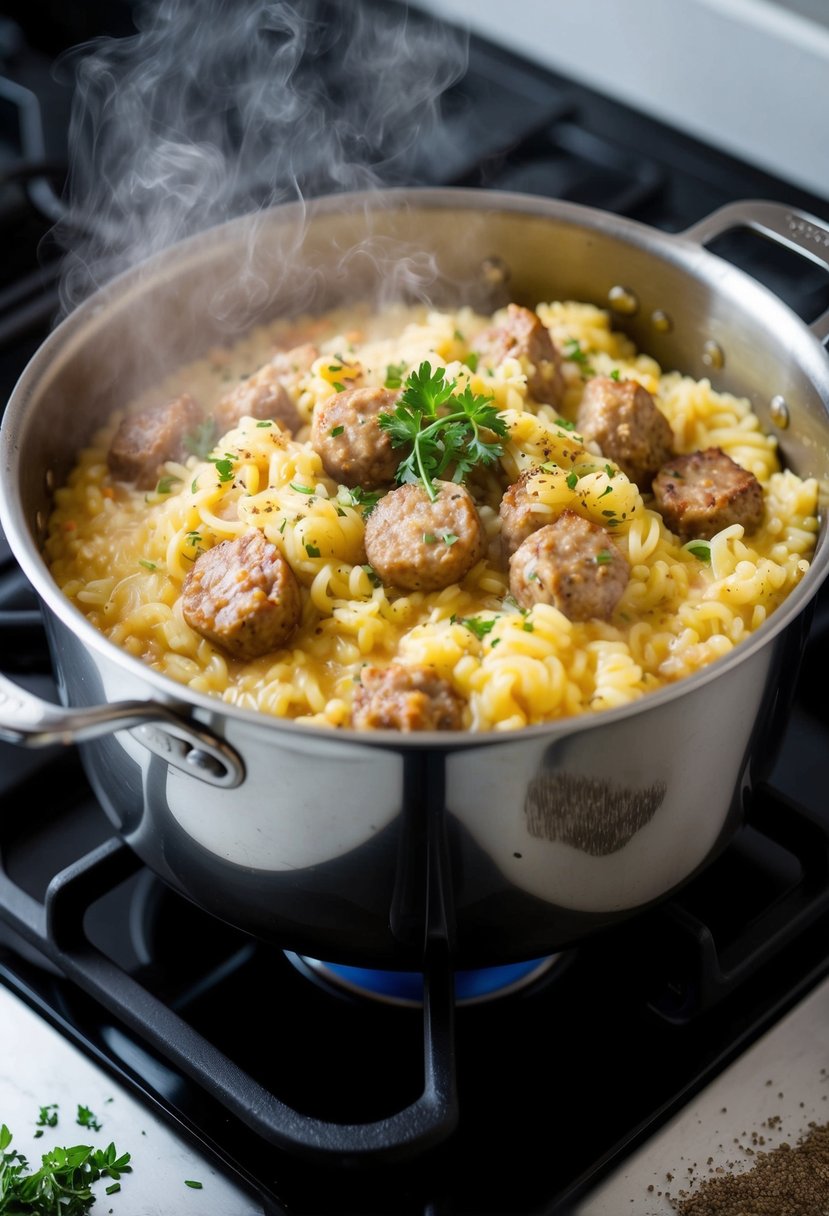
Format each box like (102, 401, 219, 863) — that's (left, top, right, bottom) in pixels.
(669, 1120, 829, 1215)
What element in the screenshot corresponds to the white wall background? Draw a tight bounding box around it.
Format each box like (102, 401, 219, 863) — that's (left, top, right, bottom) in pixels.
(406, 0, 829, 205)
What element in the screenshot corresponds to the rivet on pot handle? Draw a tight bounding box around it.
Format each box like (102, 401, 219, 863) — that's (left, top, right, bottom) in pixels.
(0, 670, 245, 788)
(682, 200, 829, 343)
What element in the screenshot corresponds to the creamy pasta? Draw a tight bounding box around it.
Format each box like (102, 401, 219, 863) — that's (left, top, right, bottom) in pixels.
(45, 300, 819, 731)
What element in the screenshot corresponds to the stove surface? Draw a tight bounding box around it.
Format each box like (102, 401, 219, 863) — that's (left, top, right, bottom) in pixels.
(1, 3, 829, 1214)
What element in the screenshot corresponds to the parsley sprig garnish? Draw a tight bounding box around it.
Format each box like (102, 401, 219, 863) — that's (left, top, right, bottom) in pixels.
(378, 362, 507, 502)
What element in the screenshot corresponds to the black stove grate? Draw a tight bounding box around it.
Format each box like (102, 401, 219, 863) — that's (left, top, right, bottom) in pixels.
(3, 749, 829, 1214)
(1, 2, 829, 1213)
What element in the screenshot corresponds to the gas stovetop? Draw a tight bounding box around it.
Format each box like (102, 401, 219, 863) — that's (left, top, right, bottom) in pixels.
(1, 3, 829, 1214)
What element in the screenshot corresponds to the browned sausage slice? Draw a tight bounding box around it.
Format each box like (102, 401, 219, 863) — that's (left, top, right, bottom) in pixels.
(214, 351, 311, 438)
(509, 510, 629, 620)
(352, 664, 464, 730)
(181, 530, 301, 660)
(652, 448, 764, 540)
(499, 468, 555, 560)
(271, 343, 319, 381)
(472, 303, 564, 406)
(576, 376, 674, 489)
(108, 393, 204, 489)
(364, 481, 485, 592)
(311, 386, 401, 489)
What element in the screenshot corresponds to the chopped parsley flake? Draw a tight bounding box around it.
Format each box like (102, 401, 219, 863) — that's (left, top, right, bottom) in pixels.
(333, 381, 346, 392)
(522, 620, 535, 632)
(211, 455, 235, 483)
(184, 418, 217, 459)
(290, 482, 315, 495)
(610, 369, 621, 381)
(598, 485, 613, 498)
(683, 539, 712, 562)
(138, 559, 157, 571)
(305, 543, 321, 558)
(330, 425, 345, 437)
(36, 1105, 59, 1129)
(384, 361, 407, 389)
(595, 549, 613, 564)
(362, 564, 382, 587)
(154, 475, 179, 495)
(256, 420, 273, 427)
(566, 471, 579, 490)
(563, 338, 594, 374)
(442, 531, 459, 546)
(423, 532, 437, 544)
(185, 1180, 204, 1189)
(457, 615, 497, 640)
(554, 417, 577, 432)
(76, 1105, 102, 1132)
(337, 484, 383, 514)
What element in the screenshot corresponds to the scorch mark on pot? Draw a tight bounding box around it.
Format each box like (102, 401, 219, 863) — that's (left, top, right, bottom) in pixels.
(524, 772, 666, 856)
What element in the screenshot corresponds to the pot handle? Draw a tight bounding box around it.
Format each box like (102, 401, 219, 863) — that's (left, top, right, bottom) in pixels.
(0, 670, 245, 788)
(682, 200, 829, 343)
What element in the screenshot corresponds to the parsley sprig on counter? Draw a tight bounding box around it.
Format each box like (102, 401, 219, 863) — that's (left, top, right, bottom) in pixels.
(378, 361, 507, 502)
(0, 1123, 131, 1215)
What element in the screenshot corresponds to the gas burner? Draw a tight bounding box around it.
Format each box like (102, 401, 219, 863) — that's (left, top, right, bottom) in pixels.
(286, 952, 562, 1006)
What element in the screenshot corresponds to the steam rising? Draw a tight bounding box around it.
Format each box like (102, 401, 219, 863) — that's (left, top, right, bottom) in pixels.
(53, 0, 469, 317)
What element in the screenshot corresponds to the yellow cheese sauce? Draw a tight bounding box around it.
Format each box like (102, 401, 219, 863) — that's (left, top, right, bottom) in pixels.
(44, 300, 819, 731)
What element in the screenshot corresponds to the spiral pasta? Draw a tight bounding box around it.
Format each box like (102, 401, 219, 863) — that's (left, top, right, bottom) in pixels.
(45, 300, 819, 731)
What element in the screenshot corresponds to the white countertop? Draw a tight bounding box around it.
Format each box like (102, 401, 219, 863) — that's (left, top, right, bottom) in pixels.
(408, 0, 829, 203)
(0, 983, 263, 1216)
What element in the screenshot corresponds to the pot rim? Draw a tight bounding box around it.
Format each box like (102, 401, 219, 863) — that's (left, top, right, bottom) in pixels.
(2, 185, 828, 750)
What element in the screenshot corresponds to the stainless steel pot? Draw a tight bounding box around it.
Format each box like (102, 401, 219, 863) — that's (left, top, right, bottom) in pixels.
(1, 189, 828, 971)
